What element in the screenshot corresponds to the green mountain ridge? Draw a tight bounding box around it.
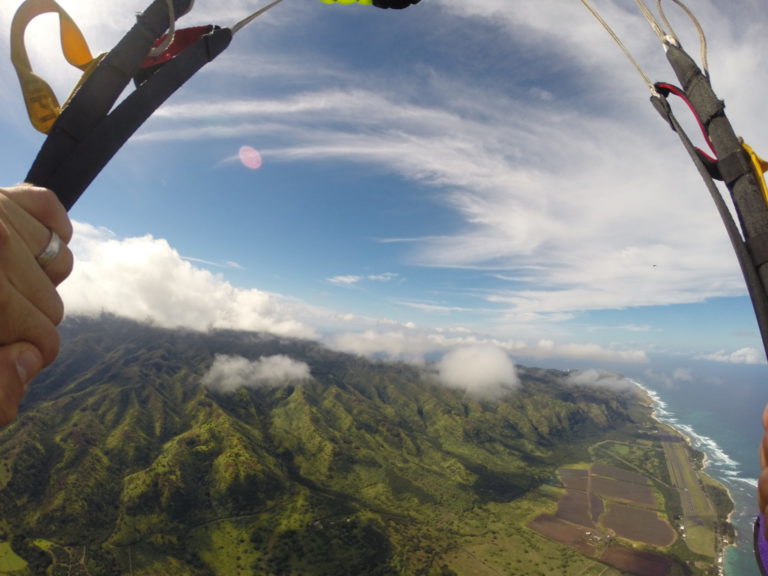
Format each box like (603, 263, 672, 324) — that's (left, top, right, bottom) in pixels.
(0, 315, 720, 575)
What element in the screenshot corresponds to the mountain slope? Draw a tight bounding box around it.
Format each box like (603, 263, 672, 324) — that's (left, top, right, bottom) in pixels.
(0, 315, 659, 575)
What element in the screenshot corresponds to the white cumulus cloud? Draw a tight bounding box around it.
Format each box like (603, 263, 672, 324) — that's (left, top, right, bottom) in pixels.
(437, 344, 519, 399)
(202, 354, 312, 393)
(565, 369, 633, 390)
(58, 222, 656, 366)
(699, 347, 766, 365)
(61, 222, 317, 339)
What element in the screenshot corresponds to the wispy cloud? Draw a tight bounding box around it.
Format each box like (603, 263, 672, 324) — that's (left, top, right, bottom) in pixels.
(587, 323, 655, 334)
(135, 70, 748, 326)
(327, 275, 363, 286)
(368, 273, 399, 282)
(61, 221, 650, 364)
(327, 272, 400, 286)
(327, 327, 647, 364)
(183, 256, 244, 270)
(9, 0, 765, 363)
(398, 300, 472, 314)
(673, 368, 693, 382)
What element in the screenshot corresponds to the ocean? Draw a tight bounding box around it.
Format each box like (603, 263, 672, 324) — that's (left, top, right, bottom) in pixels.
(623, 359, 768, 576)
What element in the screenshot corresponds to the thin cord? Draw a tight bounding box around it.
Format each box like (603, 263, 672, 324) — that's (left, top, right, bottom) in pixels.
(656, 0, 679, 43)
(657, 0, 709, 75)
(580, 0, 656, 93)
(232, 0, 288, 35)
(634, 0, 668, 45)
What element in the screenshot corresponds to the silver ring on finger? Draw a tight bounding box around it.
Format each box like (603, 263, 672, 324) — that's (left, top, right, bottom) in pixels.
(36, 230, 62, 268)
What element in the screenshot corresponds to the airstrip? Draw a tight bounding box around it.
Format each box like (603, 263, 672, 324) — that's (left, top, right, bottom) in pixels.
(528, 422, 728, 575)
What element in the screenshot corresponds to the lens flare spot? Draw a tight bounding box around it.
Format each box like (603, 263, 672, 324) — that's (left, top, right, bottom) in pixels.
(239, 146, 263, 170)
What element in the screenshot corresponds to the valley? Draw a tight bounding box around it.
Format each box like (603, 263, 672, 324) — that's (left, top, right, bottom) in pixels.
(0, 316, 733, 575)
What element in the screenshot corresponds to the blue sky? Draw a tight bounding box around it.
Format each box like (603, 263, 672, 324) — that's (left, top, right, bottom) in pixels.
(1, 0, 768, 381)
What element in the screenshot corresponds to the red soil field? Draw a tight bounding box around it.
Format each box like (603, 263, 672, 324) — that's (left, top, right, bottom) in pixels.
(601, 544, 672, 576)
(602, 503, 676, 547)
(590, 492, 604, 524)
(591, 476, 656, 507)
(556, 490, 595, 527)
(560, 468, 588, 487)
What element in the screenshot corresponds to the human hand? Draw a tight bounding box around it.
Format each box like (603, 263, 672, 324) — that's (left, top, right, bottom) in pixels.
(0, 185, 72, 425)
(759, 405, 768, 536)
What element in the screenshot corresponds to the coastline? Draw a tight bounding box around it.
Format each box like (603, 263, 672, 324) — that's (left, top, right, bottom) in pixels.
(630, 378, 737, 575)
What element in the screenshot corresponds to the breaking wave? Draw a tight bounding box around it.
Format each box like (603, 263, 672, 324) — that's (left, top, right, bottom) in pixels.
(629, 378, 757, 576)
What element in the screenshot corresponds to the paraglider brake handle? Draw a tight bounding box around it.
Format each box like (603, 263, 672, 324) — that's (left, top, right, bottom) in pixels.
(25, 0, 228, 211)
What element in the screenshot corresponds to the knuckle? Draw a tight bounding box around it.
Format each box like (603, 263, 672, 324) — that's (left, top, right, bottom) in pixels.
(38, 327, 60, 367)
(0, 272, 12, 310)
(7, 186, 71, 242)
(59, 215, 74, 244)
(50, 247, 74, 286)
(61, 246, 74, 275)
(0, 221, 9, 247)
(28, 186, 56, 205)
(34, 189, 59, 219)
(48, 293, 65, 327)
(37, 188, 71, 238)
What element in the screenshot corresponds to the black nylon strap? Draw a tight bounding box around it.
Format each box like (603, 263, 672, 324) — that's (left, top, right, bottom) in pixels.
(653, 91, 768, 357)
(649, 90, 722, 181)
(658, 45, 768, 360)
(38, 28, 232, 210)
(748, 232, 768, 269)
(26, 0, 195, 209)
(372, 0, 421, 7)
(650, 90, 675, 130)
(685, 76, 725, 128)
(718, 148, 754, 186)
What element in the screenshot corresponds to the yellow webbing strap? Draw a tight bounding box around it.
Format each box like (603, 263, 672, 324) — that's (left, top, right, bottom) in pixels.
(743, 141, 768, 206)
(11, 0, 105, 134)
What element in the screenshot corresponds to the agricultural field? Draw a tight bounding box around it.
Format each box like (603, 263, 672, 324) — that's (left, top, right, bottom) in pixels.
(602, 502, 676, 546)
(0, 317, 734, 575)
(601, 545, 673, 575)
(528, 422, 728, 576)
(591, 476, 656, 507)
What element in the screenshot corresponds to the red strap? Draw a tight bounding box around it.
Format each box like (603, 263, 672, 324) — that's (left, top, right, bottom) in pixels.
(140, 25, 215, 68)
(655, 82, 718, 162)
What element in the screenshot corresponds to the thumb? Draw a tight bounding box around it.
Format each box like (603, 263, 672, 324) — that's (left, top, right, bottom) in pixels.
(0, 343, 42, 426)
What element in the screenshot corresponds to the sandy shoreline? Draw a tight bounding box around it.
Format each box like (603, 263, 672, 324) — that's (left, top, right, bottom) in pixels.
(630, 378, 735, 573)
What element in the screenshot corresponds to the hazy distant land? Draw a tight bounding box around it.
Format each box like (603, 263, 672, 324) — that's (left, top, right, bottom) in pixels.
(0, 316, 733, 576)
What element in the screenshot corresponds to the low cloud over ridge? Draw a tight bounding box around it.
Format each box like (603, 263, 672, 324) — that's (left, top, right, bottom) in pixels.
(564, 369, 633, 390)
(202, 354, 312, 393)
(438, 344, 519, 399)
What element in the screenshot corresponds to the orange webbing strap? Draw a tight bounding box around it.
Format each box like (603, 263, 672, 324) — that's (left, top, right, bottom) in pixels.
(743, 142, 768, 207)
(11, 0, 105, 134)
